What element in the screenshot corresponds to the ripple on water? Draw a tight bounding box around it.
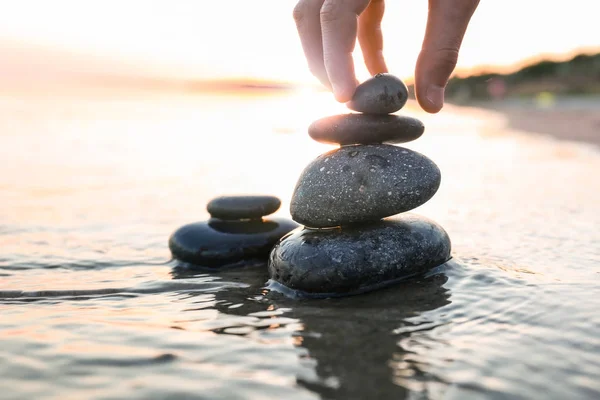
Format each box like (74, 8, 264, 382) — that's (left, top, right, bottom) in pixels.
(387, 259, 600, 399)
(1, 254, 599, 399)
(1, 93, 600, 399)
(0, 266, 323, 400)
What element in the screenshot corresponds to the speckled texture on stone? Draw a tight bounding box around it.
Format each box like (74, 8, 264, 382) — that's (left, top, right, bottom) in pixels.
(290, 144, 441, 228)
(169, 217, 298, 267)
(268, 214, 451, 296)
(308, 113, 424, 145)
(207, 195, 281, 220)
(346, 73, 409, 115)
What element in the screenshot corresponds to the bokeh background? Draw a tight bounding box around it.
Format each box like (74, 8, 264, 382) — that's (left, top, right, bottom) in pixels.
(1, 2, 599, 400)
(2, 0, 598, 142)
(1, 0, 598, 90)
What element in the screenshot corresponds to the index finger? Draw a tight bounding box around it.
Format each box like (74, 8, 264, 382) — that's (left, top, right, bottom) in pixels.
(320, 0, 371, 102)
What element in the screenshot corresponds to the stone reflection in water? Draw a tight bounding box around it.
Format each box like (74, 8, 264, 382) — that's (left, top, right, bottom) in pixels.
(171, 260, 271, 289)
(275, 272, 451, 399)
(189, 263, 451, 399)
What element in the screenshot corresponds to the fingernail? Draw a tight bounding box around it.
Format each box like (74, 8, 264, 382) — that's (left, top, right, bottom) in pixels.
(426, 85, 445, 110)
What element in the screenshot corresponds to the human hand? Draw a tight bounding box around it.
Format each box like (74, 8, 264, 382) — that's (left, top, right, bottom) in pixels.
(293, 0, 480, 113)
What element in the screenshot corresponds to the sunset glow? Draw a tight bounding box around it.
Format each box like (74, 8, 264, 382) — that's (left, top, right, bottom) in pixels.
(0, 0, 598, 87)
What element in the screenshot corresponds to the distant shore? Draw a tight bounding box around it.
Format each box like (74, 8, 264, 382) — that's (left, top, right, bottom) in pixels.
(463, 96, 600, 147)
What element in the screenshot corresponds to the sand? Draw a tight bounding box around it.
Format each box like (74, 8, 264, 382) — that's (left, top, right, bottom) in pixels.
(468, 97, 600, 147)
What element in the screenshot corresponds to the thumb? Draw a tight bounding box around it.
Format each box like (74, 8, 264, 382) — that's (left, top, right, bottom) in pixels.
(415, 0, 479, 113)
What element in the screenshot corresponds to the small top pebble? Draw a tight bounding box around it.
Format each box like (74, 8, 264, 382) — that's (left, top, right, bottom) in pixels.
(346, 73, 409, 115)
(207, 195, 281, 220)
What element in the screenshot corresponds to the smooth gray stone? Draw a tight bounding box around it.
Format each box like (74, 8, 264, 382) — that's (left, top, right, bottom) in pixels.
(268, 214, 452, 296)
(308, 113, 424, 145)
(347, 73, 409, 115)
(290, 144, 440, 228)
(169, 217, 298, 268)
(207, 195, 281, 220)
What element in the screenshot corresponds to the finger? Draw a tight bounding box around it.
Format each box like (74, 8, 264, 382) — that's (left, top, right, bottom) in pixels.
(415, 0, 479, 113)
(358, 0, 388, 76)
(293, 0, 330, 89)
(320, 0, 371, 102)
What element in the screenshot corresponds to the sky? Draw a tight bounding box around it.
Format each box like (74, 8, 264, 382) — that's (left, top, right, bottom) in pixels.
(0, 0, 597, 85)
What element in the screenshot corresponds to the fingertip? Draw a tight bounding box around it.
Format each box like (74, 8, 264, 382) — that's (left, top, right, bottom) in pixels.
(417, 84, 445, 114)
(365, 52, 388, 76)
(415, 50, 451, 113)
(426, 84, 445, 113)
(332, 82, 356, 103)
(315, 73, 333, 91)
(379, 58, 389, 74)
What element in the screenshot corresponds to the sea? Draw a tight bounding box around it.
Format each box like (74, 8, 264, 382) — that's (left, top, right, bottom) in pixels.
(1, 88, 599, 399)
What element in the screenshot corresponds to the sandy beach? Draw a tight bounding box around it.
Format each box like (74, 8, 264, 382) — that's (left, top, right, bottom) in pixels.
(469, 97, 600, 147)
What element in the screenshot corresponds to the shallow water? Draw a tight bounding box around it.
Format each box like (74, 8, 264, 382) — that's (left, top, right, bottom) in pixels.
(1, 90, 599, 399)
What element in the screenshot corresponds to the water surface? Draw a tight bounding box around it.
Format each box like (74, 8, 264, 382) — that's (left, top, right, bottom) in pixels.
(1, 91, 599, 399)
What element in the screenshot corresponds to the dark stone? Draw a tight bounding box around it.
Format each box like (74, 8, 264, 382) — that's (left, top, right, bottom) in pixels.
(206, 195, 281, 220)
(308, 114, 424, 145)
(268, 214, 451, 297)
(169, 217, 298, 267)
(346, 73, 409, 115)
(290, 144, 441, 228)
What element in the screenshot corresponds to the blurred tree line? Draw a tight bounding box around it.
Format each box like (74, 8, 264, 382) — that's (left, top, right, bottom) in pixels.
(410, 52, 600, 104)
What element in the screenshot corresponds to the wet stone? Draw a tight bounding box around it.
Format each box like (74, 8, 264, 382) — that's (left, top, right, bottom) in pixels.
(268, 214, 452, 297)
(347, 73, 409, 115)
(290, 144, 441, 228)
(308, 113, 424, 145)
(169, 217, 298, 267)
(207, 195, 281, 220)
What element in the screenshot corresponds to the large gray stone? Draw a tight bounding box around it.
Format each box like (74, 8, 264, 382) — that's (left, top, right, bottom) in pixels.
(308, 113, 424, 145)
(268, 214, 452, 297)
(169, 217, 298, 268)
(346, 73, 409, 115)
(207, 195, 281, 220)
(290, 144, 441, 228)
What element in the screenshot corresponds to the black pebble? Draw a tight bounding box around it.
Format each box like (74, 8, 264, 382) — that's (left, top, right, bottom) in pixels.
(207, 195, 281, 220)
(308, 113, 424, 145)
(268, 214, 451, 297)
(169, 217, 298, 268)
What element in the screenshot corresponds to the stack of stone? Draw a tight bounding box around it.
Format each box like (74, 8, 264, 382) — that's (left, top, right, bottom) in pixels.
(169, 195, 298, 268)
(268, 74, 451, 297)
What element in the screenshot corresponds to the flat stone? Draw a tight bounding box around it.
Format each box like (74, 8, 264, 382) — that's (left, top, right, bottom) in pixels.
(169, 217, 298, 267)
(308, 113, 424, 145)
(207, 195, 281, 220)
(290, 144, 441, 228)
(347, 73, 409, 115)
(268, 214, 452, 297)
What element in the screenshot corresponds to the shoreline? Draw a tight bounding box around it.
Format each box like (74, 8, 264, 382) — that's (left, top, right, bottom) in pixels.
(458, 97, 600, 147)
